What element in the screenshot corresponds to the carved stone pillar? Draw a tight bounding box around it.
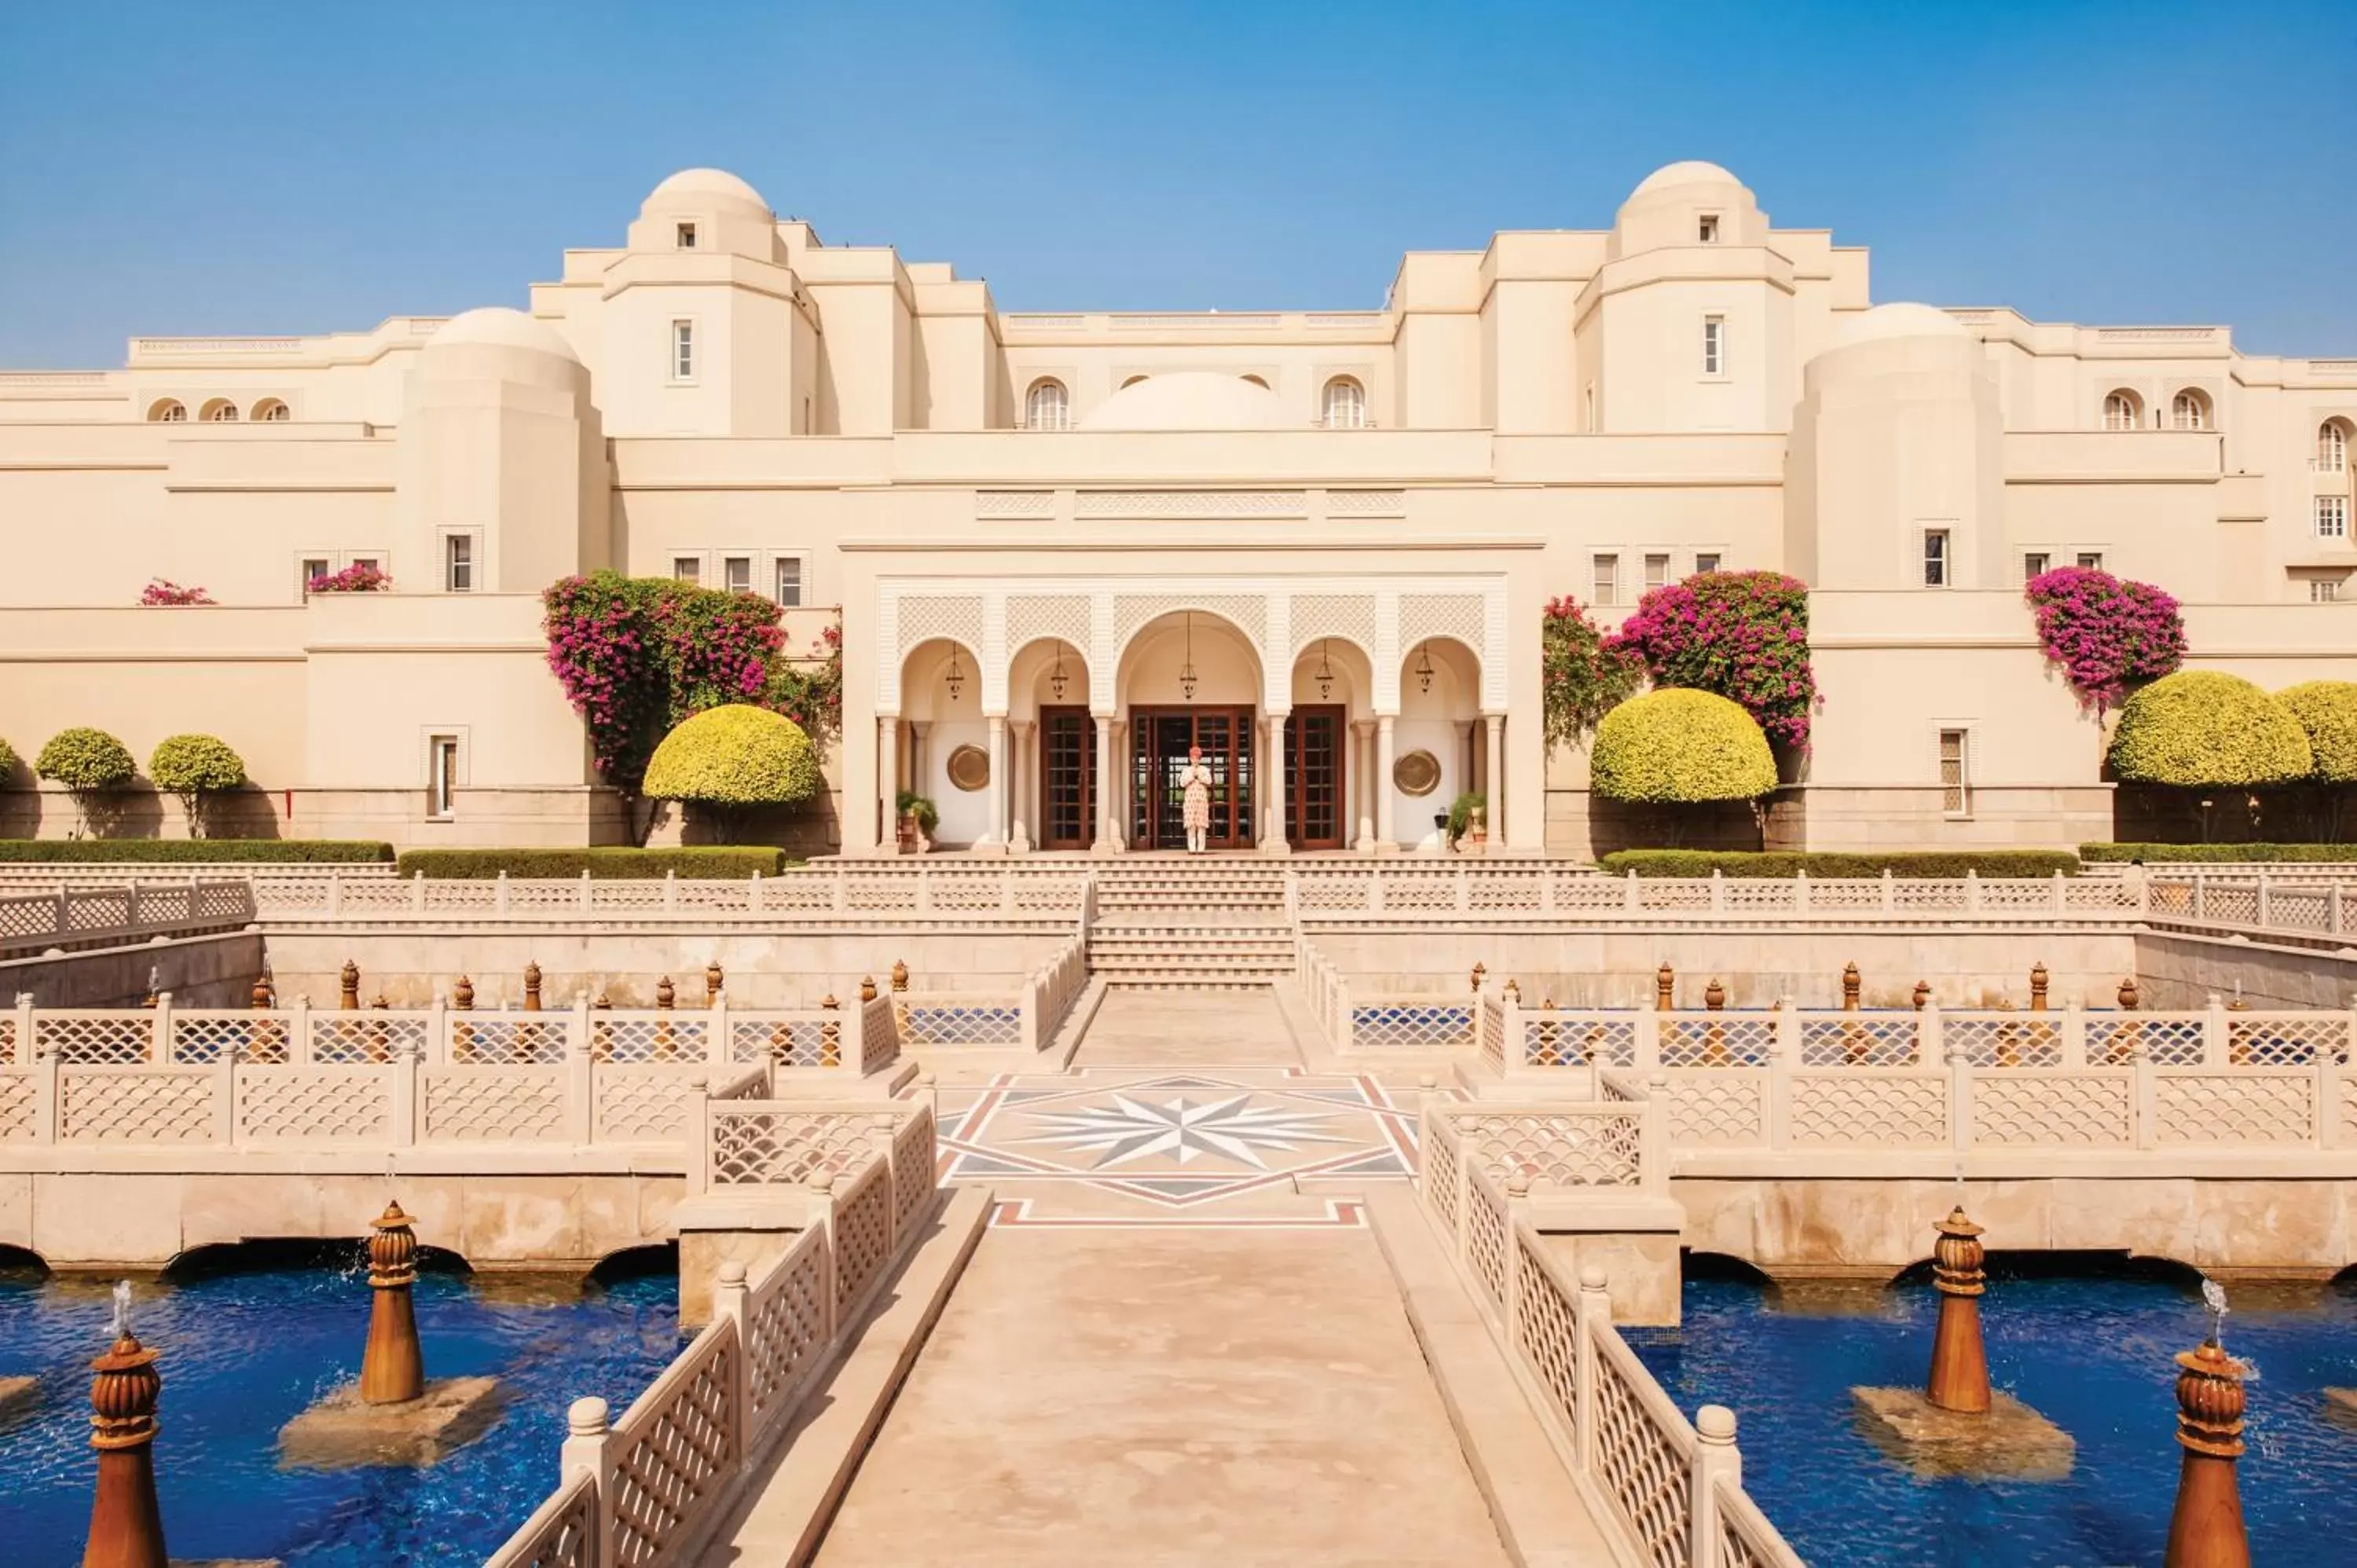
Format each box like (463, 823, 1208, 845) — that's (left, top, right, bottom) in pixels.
(983, 713, 1007, 853)
(1091, 712, 1118, 855)
(1261, 709, 1291, 854)
(1483, 713, 1504, 846)
(878, 716, 900, 854)
(1376, 716, 1397, 852)
(1353, 720, 1376, 852)
(1008, 720, 1033, 855)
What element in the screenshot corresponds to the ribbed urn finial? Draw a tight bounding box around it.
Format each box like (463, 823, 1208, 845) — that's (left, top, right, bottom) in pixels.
(705, 959, 724, 1003)
(1842, 962, 1862, 1012)
(2029, 962, 2051, 1012)
(890, 959, 909, 994)
(357, 1200, 426, 1405)
(1655, 962, 1675, 1011)
(2164, 1335, 2250, 1568)
(655, 976, 675, 1010)
(2120, 976, 2141, 1011)
(1470, 961, 1486, 995)
(522, 961, 543, 1012)
(1923, 1207, 1992, 1415)
(339, 960, 361, 1010)
(451, 975, 474, 1011)
(1703, 978, 1726, 1012)
(860, 974, 878, 1003)
(1913, 979, 1931, 1011)
(83, 1290, 167, 1568)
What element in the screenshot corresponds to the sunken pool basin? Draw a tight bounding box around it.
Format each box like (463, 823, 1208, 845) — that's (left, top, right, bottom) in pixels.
(1626, 1267, 2357, 1565)
(0, 1256, 679, 1566)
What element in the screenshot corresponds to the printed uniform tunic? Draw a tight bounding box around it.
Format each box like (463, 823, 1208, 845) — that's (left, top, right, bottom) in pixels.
(1178, 762, 1214, 833)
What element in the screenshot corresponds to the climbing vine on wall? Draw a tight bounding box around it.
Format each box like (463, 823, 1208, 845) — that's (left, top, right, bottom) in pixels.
(1541, 595, 1644, 749)
(2023, 566, 2185, 712)
(1607, 570, 1816, 749)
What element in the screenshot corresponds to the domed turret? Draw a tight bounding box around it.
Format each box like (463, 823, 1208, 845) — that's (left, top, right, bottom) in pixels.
(1827, 302, 1970, 350)
(1611, 160, 1765, 256)
(626, 167, 780, 260)
(640, 167, 773, 219)
(1077, 372, 1289, 432)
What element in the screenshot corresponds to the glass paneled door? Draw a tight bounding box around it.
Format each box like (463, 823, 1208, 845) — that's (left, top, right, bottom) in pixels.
(1037, 706, 1095, 851)
(1285, 705, 1346, 850)
(1130, 707, 1255, 849)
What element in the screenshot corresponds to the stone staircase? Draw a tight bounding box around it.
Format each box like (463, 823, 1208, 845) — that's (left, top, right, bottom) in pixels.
(1086, 858, 1296, 987)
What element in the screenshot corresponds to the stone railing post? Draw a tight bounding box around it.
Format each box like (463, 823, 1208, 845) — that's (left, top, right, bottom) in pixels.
(663, 869, 679, 914)
(871, 1114, 901, 1248)
(1919, 999, 1944, 1067)
(1710, 869, 1725, 914)
(560, 1396, 618, 1568)
(578, 870, 593, 915)
(1574, 1264, 1611, 1475)
(327, 871, 345, 918)
(1499, 987, 1522, 1068)
(409, 870, 427, 915)
(2203, 994, 2231, 1067)
(495, 870, 511, 915)
(13, 992, 35, 1068)
(214, 1030, 239, 1144)
(749, 868, 764, 914)
(707, 987, 731, 1066)
(712, 1259, 753, 1460)
(1369, 869, 1386, 916)
(1882, 868, 1897, 915)
(1634, 1008, 1661, 1071)
(1504, 1171, 1531, 1345)
(1282, 870, 1299, 920)
(52, 888, 68, 943)
(808, 1171, 840, 1335)
(1641, 1074, 1670, 1193)
(567, 998, 596, 1143)
(288, 995, 312, 1066)
(392, 1038, 420, 1147)
(2333, 882, 2346, 937)
(1689, 1405, 1742, 1567)
(1623, 868, 1640, 914)
(2062, 998, 2087, 1069)
(2048, 870, 2064, 918)
(1964, 867, 1981, 915)
(841, 996, 867, 1072)
(423, 994, 449, 1067)
(2256, 872, 2272, 931)
(152, 991, 174, 1065)
(33, 1037, 60, 1145)
(1455, 866, 1471, 914)
(682, 1079, 712, 1197)
(2191, 870, 2206, 922)
(2132, 1046, 2160, 1149)
(1948, 1038, 1974, 1152)
(1794, 867, 1809, 914)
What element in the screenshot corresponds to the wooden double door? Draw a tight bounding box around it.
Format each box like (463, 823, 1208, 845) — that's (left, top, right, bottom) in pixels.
(1130, 706, 1255, 850)
(1042, 704, 1343, 852)
(1036, 706, 1098, 851)
(1283, 705, 1347, 851)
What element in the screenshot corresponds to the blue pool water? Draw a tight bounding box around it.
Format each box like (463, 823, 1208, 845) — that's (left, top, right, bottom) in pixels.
(1626, 1269, 2357, 1566)
(0, 1256, 680, 1566)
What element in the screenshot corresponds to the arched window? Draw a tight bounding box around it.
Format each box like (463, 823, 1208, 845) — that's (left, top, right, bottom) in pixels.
(148, 399, 186, 423)
(1120, 375, 1149, 390)
(251, 398, 290, 423)
(2102, 390, 2143, 430)
(1023, 378, 1069, 431)
(2319, 420, 2351, 474)
(1241, 374, 1270, 389)
(1321, 376, 1366, 430)
(2169, 389, 2211, 430)
(200, 398, 239, 423)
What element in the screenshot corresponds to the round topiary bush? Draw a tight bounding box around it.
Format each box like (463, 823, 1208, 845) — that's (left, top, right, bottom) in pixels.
(642, 705, 820, 841)
(2107, 671, 2311, 788)
(2276, 681, 2357, 783)
(1590, 689, 1779, 804)
(149, 734, 247, 839)
(37, 727, 136, 793)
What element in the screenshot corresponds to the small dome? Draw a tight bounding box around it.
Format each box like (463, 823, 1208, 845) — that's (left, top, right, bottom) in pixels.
(643, 167, 772, 214)
(1077, 372, 1288, 433)
(1631, 160, 1742, 196)
(1831, 302, 1970, 349)
(426, 307, 578, 360)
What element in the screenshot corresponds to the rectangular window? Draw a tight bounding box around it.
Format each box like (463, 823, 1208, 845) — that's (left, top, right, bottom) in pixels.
(671, 320, 695, 382)
(301, 557, 331, 592)
(676, 222, 697, 250)
(444, 534, 473, 593)
(1644, 552, 1671, 591)
(2311, 578, 2342, 603)
(2077, 551, 2105, 570)
(1694, 551, 1721, 574)
(2318, 496, 2350, 540)
(1702, 316, 1725, 376)
(723, 555, 752, 594)
(774, 556, 805, 606)
(1923, 529, 1951, 588)
(428, 735, 460, 820)
(1939, 729, 1970, 817)
(1592, 553, 1619, 607)
(672, 555, 701, 584)
(2023, 551, 2051, 582)
(349, 556, 379, 574)
(1698, 214, 1720, 244)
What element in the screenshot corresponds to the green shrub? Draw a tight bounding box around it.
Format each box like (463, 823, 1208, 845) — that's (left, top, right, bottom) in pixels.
(396, 847, 792, 878)
(1600, 849, 2081, 878)
(148, 734, 247, 839)
(0, 738, 16, 779)
(895, 790, 940, 834)
(36, 727, 136, 793)
(1446, 791, 1486, 842)
(2107, 671, 2311, 788)
(2081, 842, 2357, 864)
(2275, 682, 2357, 783)
(643, 705, 821, 841)
(1590, 690, 1778, 804)
(0, 840, 392, 863)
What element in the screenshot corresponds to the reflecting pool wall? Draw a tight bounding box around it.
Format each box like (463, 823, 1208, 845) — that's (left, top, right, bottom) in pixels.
(1628, 1269, 2357, 1566)
(0, 1258, 679, 1566)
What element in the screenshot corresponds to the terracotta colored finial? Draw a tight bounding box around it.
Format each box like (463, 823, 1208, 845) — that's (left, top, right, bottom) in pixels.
(522, 962, 542, 1013)
(251, 973, 273, 1010)
(1703, 978, 1726, 1012)
(705, 959, 724, 1005)
(451, 975, 474, 1011)
(890, 959, 910, 994)
(655, 976, 675, 1010)
(357, 1200, 426, 1406)
(860, 974, 878, 1004)
(1842, 962, 1862, 1013)
(2120, 976, 2142, 1012)
(1655, 962, 1675, 1012)
(83, 1284, 168, 1568)
(2164, 1330, 2251, 1568)
(1470, 961, 1487, 995)
(339, 960, 361, 1011)
(2029, 962, 2051, 1013)
(1923, 1207, 1992, 1415)
(1912, 979, 1931, 1012)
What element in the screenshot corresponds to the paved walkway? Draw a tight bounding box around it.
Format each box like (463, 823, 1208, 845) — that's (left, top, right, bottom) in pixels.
(1070, 987, 1305, 1068)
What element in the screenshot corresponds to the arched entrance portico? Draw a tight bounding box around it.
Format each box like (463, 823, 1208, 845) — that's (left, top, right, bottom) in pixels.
(1116, 610, 1263, 850)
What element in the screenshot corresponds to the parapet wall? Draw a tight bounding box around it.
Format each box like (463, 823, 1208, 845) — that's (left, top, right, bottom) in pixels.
(2, 930, 263, 1008)
(2135, 931, 2357, 1010)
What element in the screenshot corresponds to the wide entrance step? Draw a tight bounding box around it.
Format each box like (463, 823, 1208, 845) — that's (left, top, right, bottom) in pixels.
(1084, 921, 1297, 987)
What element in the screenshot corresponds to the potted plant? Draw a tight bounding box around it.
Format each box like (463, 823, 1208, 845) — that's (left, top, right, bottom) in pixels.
(1447, 791, 1487, 855)
(896, 790, 939, 854)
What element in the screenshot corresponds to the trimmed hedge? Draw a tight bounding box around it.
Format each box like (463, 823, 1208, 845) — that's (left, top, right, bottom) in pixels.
(1590, 690, 1778, 804)
(2081, 842, 2357, 864)
(2107, 670, 2311, 788)
(0, 839, 392, 863)
(36, 727, 136, 793)
(395, 847, 794, 879)
(1600, 849, 2082, 878)
(2277, 681, 2357, 783)
(643, 705, 821, 809)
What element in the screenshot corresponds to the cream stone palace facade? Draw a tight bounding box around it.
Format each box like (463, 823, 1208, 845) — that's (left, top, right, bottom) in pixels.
(2, 161, 2352, 853)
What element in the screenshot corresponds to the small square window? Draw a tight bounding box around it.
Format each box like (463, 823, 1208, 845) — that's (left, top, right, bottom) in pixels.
(1694, 552, 1721, 574)
(724, 555, 752, 594)
(673, 556, 701, 585)
(428, 735, 460, 820)
(1698, 214, 1720, 244)
(2311, 577, 2342, 603)
(349, 557, 379, 573)
(676, 222, 697, 250)
(1592, 553, 1620, 607)
(775, 557, 805, 606)
(1939, 728, 1970, 817)
(1644, 553, 1671, 591)
(671, 320, 695, 382)
(2023, 551, 2051, 582)
(1923, 529, 1951, 588)
(301, 557, 331, 592)
(2077, 551, 2105, 570)
(2317, 496, 2350, 540)
(444, 534, 474, 593)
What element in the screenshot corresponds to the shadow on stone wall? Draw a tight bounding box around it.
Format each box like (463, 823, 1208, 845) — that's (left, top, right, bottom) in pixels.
(2112, 783, 2357, 845)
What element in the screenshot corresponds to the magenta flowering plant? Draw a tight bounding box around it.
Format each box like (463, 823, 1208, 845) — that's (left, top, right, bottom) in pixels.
(2022, 566, 2185, 711)
(1606, 570, 1815, 749)
(139, 579, 214, 606)
(1541, 595, 1644, 748)
(306, 562, 390, 593)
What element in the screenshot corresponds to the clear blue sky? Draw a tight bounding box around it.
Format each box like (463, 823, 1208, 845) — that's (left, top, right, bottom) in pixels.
(3, 2, 2352, 367)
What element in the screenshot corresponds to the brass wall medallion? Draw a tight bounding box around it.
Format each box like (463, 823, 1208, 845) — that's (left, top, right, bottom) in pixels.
(946, 743, 991, 793)
(1394, 748, 1441, 797)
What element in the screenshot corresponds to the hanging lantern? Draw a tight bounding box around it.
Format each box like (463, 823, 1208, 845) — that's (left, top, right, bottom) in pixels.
(944, 647, 966, 702)
(1178, 612, 1198, 701)
(1414, 641, 1436, 694)
(1315, 639, 1335, 700)
(1048, 641, 1069, 702)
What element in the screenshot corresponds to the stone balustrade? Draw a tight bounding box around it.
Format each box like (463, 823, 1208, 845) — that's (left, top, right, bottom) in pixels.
(487, 1109, 937, 1568)
(246, 866, 1094, 924)
(2146, 871, 2357, 940)
(1296, 866, 2147, 921)
(1418, 1105, 1801, 1567)
(0, 880, 255, 957)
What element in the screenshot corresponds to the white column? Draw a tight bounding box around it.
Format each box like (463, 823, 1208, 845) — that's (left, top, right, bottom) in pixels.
(1261, 710, 1291, 854)
(1008, 720, 1033, 854)
(878, 716, 900, 855)
(984, 713, 1008, 853)
(1376, 715, 1397, 852)
(1484, 713, 1504, 847)
(1353, 720, 1376, 852)
(1091, 713, 1118, 854)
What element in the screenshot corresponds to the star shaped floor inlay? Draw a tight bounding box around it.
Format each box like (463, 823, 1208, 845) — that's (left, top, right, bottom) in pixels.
(1014, 1091, 1354, 1170)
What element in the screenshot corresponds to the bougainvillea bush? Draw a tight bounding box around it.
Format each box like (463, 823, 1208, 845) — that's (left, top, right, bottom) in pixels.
(766, 622, 844, 744)
(2023, 566, 2185, 710)
(306, 562, 390, 593)
(1541, 595, 1644, 749)
(139, 580, 214, 606)
(1606, 571, 1814, 749)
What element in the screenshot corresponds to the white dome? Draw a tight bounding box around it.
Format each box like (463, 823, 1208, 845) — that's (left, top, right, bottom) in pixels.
(1077, 372, 1289, 433)
(1831, 302, 1970, 349)
(1631, 160, 1742, 196)
(643, 167, 772, 214)
(426, 307, 578, 360)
